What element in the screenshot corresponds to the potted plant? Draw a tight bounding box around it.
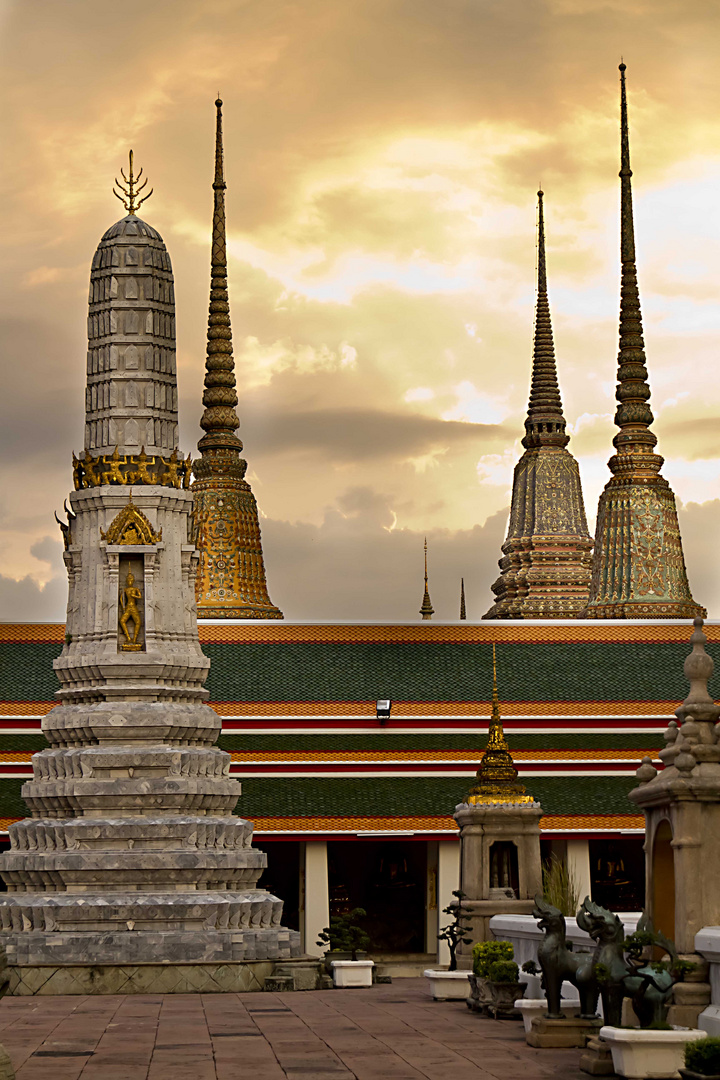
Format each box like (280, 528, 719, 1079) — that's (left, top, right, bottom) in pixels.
(587, 907, 706, 1077)
(681, 1037, 720, 1079)
(487, 958, 526, 1020)
(317, 908, 373, 988)
(468, 939, 514, 1014)
(424, 890, 474, 1001)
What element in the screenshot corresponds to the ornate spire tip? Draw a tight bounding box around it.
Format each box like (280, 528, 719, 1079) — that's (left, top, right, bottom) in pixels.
(113, 150, 153, 217)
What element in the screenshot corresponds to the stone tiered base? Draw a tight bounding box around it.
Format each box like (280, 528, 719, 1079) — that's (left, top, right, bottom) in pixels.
(0, 702, 301, 977)
(9, 961, 277, 996)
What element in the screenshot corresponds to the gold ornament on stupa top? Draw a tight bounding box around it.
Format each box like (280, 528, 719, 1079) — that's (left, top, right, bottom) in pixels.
(419, 537, 434, 620)
(581, 65, 705, 619)
(466, 645, 535, 805)
(113, 150, 153, 216)
(191, 97, 282, 619)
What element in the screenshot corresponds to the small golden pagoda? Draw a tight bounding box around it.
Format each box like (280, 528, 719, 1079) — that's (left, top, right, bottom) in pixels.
(467, 645, 534, 805)
(582, 66, 705, 619)
(192, 98, 283, 619)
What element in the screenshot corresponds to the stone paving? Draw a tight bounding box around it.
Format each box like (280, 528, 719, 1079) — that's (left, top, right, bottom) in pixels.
(0, 978, 592, 1079)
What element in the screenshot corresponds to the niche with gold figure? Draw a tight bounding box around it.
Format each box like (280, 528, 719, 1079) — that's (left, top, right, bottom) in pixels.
(118, 556, 145, 651)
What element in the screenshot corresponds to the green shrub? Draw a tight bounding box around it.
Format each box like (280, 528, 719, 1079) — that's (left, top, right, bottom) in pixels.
(316, 908, 370, 962)
(472, 939, 514, 977)
(684, 1036, 720, 1074)
(488, 960, 519, 983)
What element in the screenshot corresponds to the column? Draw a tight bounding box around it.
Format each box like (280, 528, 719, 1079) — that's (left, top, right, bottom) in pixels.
(566, 836, 592, 903)
(299, 841, 329, 957)
(436, 838, 460, 966)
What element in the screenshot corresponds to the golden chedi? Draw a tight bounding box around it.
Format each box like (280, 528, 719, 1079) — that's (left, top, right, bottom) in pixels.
(192, 99, 282, 619)
(485, 191, 593, 619)
(581, 66, 705, 619)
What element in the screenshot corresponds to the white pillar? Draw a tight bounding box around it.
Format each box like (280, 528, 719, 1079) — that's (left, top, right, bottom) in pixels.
(299, 841, 329, 957)
(436, 838, 461, 966)
(567, 837, 592, 904)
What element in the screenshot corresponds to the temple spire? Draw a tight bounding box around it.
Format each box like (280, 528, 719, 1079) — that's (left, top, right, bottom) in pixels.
(192, 98, 283, 619)
(522, 190, 568, 450)
(419, 538, 434, 620)
(581, 65, 704, 619)
(198, 97, 242, 454)
(460, 577, 467, 620)
(484, 190, 592, 619)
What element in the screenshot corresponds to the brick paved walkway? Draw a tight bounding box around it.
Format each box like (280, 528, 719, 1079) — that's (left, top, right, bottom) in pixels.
(0, 979, 591, 1079)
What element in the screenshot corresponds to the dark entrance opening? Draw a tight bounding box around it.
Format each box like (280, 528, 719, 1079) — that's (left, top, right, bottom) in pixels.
(589, 836, 645, 911)
(489, 841, 519, 896)
(328, 839, 426, 953)
(257, 840, 300, 931)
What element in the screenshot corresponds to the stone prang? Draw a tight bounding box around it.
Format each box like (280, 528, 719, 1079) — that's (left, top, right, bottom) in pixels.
(0, 174, 300, 991)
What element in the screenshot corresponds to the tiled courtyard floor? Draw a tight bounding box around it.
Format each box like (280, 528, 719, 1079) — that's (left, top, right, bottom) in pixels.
(0, 978, 593, 1079)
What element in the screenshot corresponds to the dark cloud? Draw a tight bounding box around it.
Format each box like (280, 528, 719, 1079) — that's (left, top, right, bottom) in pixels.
(262, 496, 509, 621)
(244, 405, 513, 463)
(0, 574, 66, 622)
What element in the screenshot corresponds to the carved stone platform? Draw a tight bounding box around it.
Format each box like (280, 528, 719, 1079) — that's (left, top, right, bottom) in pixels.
(526, 1014, 603, 1048)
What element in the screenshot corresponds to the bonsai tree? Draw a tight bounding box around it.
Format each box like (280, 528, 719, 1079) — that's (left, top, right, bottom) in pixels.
(317, 907, 371, 962)
(437, 889, 473, 972)
(684, 1036, 720, 1078)
(472, 939, 514, 979)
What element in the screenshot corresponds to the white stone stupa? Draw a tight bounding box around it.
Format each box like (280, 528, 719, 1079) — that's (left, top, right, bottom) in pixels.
(0, 153, 300, 994)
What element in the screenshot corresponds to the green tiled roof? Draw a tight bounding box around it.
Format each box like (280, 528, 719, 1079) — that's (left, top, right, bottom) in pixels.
(0, 643, 62, 701)
(0, 775, 639, 823)
(204, 641, 716, 704)
(216, 732, 664, 754)
(0, 637, 714, 706)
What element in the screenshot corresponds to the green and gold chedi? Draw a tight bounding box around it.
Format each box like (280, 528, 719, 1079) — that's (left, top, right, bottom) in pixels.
(467, 646, 535, 805)
(582, 66, 705, 619)
(484, 191, 593, 619)
(191, 98, 282, 620)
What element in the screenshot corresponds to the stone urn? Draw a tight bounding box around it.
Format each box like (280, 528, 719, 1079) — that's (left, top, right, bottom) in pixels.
(467, 974, 493, 1014)
(489, 979, 526, 1020)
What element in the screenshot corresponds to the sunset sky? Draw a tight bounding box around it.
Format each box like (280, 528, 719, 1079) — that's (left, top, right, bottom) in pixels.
(2, 0, 720, 621)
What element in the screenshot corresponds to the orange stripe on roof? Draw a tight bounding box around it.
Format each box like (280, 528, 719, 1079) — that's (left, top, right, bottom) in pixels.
(0, 699, 678, 718)
(2, 622, 717, 647)
(0, 813, 645, 833)
(230, 749, 656, 763)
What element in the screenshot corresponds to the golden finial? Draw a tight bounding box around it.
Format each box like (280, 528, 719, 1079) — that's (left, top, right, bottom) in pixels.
(113, 150, 153, 216)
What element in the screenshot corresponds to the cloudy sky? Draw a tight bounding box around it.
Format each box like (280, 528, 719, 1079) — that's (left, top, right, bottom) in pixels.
(1, 0, 720, 622)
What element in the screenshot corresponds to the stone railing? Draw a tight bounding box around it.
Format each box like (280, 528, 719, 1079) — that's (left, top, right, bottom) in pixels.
(695, 927, 720, 1035)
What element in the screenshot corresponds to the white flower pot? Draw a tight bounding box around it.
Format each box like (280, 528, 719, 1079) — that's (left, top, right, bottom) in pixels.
(515, 998, 581, 1035)
(330, 960, 374, 988)
(423, 968, 471, 1001)
(600, 1025, 706, 1079)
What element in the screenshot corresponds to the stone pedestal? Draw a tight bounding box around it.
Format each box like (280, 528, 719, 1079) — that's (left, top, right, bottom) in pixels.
(453, 800, 543, 966)
(527, 1014, 602, 1049)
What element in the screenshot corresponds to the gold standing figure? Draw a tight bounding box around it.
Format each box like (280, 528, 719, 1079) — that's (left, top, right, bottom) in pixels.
(119, 570, 143, 648)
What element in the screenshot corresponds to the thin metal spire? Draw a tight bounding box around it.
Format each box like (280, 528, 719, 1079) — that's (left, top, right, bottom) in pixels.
(198, 96, 242, 454)
(420, 537, 434, 620)
(611, 62, 660, 464)
(460, 577, 466, 620)
(522, 190, 568, 449)
(113, 150, 153, 216)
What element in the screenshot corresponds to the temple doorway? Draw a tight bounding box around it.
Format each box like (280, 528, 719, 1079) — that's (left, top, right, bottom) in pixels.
(258, 840, 300, 931)
(328, 839, 427, 953)
(589, 836, 645, 911)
